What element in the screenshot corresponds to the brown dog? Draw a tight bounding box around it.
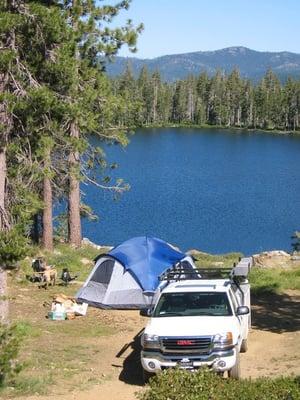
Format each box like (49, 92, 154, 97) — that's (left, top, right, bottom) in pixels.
(41, 267, 57, 289)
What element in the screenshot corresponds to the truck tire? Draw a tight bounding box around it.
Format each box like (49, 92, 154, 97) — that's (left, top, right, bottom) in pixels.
(142, 369, 155, 385)
(240, 338, 248, 353)
(228, 352, 241, 379)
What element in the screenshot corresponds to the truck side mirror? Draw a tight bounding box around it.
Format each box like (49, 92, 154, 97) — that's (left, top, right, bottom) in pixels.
(140, 308, 152, 317)
(237, 306, 249, 315)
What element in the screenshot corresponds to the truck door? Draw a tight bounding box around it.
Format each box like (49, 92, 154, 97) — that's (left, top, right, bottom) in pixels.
(229, 289, 248, 344)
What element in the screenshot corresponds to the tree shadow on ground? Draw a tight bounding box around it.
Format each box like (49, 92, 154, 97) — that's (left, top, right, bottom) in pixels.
(116, 329, 144, 386)
(251, 288, 300, 333)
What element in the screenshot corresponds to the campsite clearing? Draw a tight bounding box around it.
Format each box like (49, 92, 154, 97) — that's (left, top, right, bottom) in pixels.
(3, 245, 300, 399)
(3, 278, 300, 400)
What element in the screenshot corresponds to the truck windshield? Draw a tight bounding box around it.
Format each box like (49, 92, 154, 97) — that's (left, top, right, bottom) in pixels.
(153, 292, 232, 317)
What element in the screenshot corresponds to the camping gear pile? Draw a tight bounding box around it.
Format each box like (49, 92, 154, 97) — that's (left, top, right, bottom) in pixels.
(32, 236, 195, 318)
(48, 294, 88, 320)
(31, 258, 57, 288)
(76, 236, 196, 309)
(31, 259, 77, 289)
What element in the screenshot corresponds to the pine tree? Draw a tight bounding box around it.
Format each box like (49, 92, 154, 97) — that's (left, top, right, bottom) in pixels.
(55, 0, 143, 247)
(117, 63, 143, 126)
(263, 69, 282, 129)
(0, 0, 25, 321)
(195, 72, 209, 124)
(284, 78, 299, 131)
(6, 3, 74, 251)
(172, 80, 188, 122)
(137, 66, 151, 123)
(241, 80, 254, 128)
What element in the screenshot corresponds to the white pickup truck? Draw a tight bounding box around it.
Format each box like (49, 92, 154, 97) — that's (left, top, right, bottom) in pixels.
(140, 259, 251, 382)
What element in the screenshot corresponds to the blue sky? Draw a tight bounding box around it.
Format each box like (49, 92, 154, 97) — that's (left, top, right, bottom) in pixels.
(107, 0, 300, 59)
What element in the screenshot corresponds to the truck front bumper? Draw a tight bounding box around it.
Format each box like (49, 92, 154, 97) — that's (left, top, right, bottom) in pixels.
(141, 348, 236, 373)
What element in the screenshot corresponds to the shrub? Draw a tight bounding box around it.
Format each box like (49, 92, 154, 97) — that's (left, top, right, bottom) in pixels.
(291, 231, 300, 252)
(0, 228, 29, 268)
(138, 368, 300, 400)
(0, 323, 24, 387)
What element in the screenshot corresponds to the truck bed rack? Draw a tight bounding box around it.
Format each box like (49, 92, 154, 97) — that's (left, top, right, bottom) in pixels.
(159, 267, 233, 281)
(159, 257, 252, 283)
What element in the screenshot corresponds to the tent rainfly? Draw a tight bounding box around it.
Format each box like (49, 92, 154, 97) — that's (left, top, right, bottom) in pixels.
(76, 236, 194, 309)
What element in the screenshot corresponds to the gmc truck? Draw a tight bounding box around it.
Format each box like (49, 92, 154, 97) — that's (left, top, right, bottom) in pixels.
(140, 258, 251, 382)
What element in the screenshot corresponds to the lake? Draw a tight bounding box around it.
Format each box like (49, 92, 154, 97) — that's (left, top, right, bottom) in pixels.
(83, 128, 300, 255)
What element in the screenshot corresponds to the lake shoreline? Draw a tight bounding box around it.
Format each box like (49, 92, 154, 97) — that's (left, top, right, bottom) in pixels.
(128, 123, 300, 136)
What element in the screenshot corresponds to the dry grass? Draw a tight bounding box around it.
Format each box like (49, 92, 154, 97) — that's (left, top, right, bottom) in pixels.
(1, 244, 120, 398)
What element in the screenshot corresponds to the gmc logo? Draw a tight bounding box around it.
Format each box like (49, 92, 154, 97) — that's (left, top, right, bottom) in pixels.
(177, 340, 195, 346)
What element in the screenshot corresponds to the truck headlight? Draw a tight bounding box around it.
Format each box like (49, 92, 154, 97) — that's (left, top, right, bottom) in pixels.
(141, 333, 160, 349)
(213, 332, 233, 349)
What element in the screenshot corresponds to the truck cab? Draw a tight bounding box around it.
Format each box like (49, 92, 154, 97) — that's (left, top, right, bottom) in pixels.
(140, 263, 251, 381)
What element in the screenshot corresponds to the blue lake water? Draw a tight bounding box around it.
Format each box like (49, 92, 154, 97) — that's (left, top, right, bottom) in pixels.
(82, 128, 300, 255)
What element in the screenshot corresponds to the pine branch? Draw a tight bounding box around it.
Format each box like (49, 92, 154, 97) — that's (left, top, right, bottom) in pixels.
(81, 172, 128, 193)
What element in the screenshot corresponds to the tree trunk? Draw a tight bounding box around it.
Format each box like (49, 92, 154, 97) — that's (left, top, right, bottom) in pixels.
(0, 149, 7, 231)
(249, 101, 253, 127)
(0, 151, 9, 323)
(0, 267, 8, 323)
(0, 71, 9, 232)
(32, 213, 40, 244)
(42, 175, 53, 250)
(42, 147, 53, 250)
(68, 4, 81, 248)
(0, 74, 10, 323)
(0, 116, 9, 325)
(68, 122, 81, 247)
(152, 81, 158, 123)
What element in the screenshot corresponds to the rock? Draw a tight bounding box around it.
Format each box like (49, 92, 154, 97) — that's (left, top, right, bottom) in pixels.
(291, 252, 300, 261)
(81, 258, 91, 265)
(81, 237, 112, 251)
(186, 249, 210, 258)
(253, 250, 291, 268)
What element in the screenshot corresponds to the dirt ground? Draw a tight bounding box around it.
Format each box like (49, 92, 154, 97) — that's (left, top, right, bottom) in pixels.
(10, 286, 300, 400)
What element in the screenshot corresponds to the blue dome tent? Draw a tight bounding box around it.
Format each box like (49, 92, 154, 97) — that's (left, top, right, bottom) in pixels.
(76, 236, 195, 309)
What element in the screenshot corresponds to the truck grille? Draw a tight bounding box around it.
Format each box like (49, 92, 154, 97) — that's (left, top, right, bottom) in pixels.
(161, 337, 212, 354)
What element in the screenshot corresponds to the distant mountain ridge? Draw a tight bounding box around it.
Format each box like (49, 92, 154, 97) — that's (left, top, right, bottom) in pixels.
(105, 46, 300, 82)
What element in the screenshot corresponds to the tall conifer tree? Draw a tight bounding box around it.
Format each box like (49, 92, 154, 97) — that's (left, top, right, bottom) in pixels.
(58, 0, 143, 247)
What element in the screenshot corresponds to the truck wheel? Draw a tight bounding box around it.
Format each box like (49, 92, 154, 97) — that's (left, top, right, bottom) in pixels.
(228, 352, 241, 379)
(240, 339, 248, 353)
(142, 369, 155, 385)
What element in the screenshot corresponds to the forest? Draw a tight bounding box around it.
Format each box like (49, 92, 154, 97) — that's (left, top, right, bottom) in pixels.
(0, 0, 142, 321)
(112, 66, 300, 131)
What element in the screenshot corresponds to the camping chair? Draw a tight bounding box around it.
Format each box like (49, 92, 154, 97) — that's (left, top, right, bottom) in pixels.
(31, 258, 47, 283)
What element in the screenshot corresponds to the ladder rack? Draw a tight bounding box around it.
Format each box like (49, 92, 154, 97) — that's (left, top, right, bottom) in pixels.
(159, 257, 252, 283)
(159, 267, 233, 282)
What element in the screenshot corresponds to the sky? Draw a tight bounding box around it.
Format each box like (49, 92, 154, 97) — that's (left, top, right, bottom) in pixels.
(106, 0, 300, 59)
